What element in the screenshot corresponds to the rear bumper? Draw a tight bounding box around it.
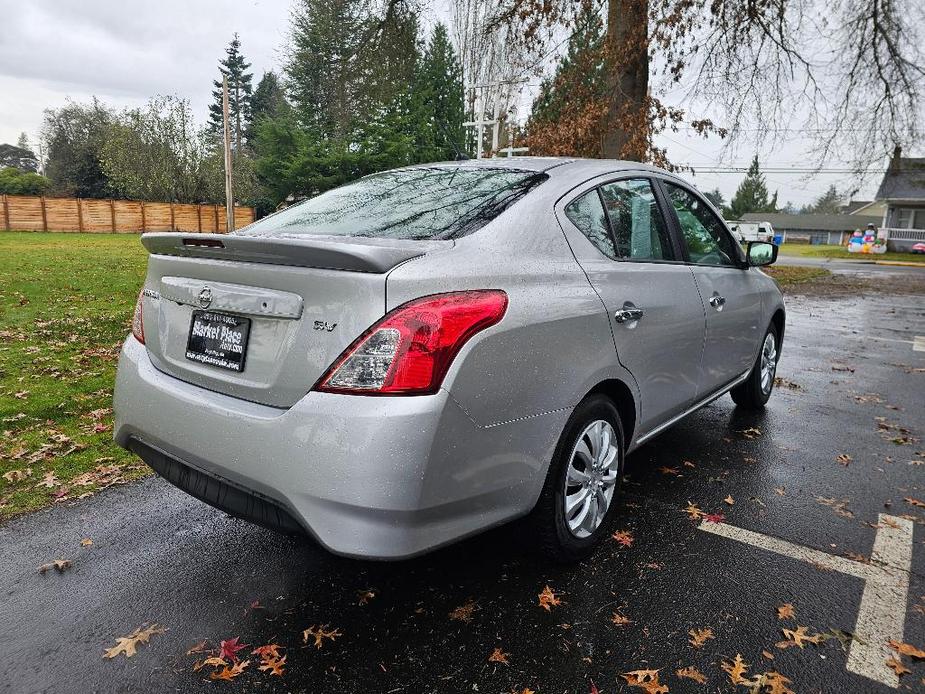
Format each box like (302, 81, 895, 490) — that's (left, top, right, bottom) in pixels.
(113, 337, 567, 559)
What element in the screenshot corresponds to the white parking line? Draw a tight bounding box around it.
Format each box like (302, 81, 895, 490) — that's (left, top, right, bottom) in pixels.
(700, 515, 913, 688)
(913, 335, 925, 352)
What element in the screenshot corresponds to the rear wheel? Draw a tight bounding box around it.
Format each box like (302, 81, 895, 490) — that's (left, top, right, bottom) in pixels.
(730, 323, 779, 409)
(531, 395, 624, 562)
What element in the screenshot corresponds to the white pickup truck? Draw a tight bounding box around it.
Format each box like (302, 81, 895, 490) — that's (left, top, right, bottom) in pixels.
(726, 220, 775, 243)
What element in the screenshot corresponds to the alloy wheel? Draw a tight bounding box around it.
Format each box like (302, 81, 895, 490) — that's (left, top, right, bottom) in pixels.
(562, 420, 619, 538)
(760, 332, 778, 395)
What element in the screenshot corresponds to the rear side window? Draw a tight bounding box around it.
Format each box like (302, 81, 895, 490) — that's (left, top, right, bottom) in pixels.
(237, 167, 547, 241)
(565, 191, 616, 259)
(599, 179, 674, 261)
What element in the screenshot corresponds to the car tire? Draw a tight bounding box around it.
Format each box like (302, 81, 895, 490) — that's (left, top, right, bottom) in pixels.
(530, 394, 624, 563)
(730, 323, 780, 409)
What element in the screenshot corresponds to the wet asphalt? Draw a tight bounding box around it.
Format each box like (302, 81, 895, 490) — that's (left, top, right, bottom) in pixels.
(1, 290, 924, 694)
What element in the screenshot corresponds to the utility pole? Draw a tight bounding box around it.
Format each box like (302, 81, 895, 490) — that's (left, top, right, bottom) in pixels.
(222, 75, 235, 233)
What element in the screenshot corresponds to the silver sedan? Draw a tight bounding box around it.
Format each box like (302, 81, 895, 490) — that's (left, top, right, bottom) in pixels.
(113, 158, 784, 561)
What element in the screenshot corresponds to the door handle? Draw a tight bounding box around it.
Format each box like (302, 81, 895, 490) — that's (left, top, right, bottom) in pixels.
(615, 307, 645, 323)
(708, 295, 726, 309)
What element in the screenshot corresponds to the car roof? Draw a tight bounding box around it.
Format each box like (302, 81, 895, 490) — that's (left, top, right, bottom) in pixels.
(404, 157, 670, 179)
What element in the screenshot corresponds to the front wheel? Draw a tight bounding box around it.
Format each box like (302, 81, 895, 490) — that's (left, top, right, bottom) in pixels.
(730, 324, 779, 409)
(530, 395, 624, 563)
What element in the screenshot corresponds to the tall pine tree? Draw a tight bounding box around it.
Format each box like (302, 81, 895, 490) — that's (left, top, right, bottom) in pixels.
(729, 155, 778, 219)
(208, 33, 254, 155)
(415, 23, 465, 161)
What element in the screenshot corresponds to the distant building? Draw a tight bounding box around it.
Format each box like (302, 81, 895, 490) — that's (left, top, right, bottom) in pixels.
(739, 212, 880, 245)
(840, 199, 887, 218)
(874, 147, 925, 251)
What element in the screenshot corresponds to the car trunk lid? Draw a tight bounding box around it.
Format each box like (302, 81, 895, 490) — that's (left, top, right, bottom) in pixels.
(138, 233, 444, 408)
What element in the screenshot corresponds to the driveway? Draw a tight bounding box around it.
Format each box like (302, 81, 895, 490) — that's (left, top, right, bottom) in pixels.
(1, 291, 923, 694)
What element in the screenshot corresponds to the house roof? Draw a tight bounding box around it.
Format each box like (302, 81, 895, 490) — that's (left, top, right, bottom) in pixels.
(875, 157, 925, 201)
(740, 212, 881, 232)
(841, 200, 872, 214)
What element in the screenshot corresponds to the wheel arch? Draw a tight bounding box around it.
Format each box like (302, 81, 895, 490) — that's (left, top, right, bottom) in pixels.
(584, 378, 638, 450)
(770, 307, 786, 355)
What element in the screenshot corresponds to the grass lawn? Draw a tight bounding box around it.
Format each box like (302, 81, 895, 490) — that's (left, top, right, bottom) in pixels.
(0, 231, 150, 520)
(778, 243, 925, 264)
(762, 265, 831, 285)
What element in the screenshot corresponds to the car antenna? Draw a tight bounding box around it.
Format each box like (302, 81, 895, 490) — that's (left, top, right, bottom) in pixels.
(436, 121, 469, 161)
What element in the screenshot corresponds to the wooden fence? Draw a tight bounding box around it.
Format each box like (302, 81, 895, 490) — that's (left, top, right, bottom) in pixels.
(0, 194, 255, 234)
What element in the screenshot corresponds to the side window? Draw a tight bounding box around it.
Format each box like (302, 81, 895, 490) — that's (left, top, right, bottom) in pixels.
(665, 183, 741, 266)
(565, 190, 616, 259)
(599, 179, 674, 261)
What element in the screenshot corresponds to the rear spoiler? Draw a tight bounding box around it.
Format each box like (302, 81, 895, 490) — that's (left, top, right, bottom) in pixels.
(140, 232, 445, 273)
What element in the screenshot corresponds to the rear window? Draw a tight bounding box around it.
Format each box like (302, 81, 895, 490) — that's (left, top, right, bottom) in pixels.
(238, 167, 548, 241)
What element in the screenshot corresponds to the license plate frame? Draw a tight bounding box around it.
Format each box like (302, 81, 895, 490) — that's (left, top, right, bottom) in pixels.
(185, 310, 251, 373)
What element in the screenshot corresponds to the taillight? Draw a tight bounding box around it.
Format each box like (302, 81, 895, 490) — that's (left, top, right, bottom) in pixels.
(315, 290, 508, 395)
(131, 290, 145, 344)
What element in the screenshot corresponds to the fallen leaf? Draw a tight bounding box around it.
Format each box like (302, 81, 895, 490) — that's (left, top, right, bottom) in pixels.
(251, 643, 283, 661)
(776, 625, 824, 649)
(724, 495, 735, 505)
(836, 453, 852, 466)
(198, 656, 227, 669)
(35, 471, 59, 488)
(80, 538, 93, 547)
(658, 466, 679, 475)
(38, 559, 72, 574)
(449, 599, 477, 623)
(611, 611, 632, 626)
(676, 665, 707, 683)
(704, 512, 726, 523)
(621, 669, 668, 693)
(103, 624, 166, 659)
(886, 656, 910, 676)
(904, 497, 925, 509)
(357, 588, 377, 605)
(185, 639, 209, 655)
(762, 650, 775, 660)
(888, 640, 925, 659)
(739, 427, 762, 439)
(774, 487, 786, 496)
(684, 501, 705, 520)
(210, 659, 250, 680)
(763, 671, 795, 694)
(488, 647, 510, 664)
(302, 624, 342, 649)
(689, 627, 714, 648)
(612, 530, 634, 547)
(538, 585, 562, 611)
(258, 655, 286, 676)
(721, 653, 751, 685)
(2, 468, 31, 483)
(776, 603, 795, 620)
(219, 636, 248, 661)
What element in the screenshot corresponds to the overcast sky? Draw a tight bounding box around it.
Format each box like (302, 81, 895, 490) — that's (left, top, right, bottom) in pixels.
(0, 0, 893, 206)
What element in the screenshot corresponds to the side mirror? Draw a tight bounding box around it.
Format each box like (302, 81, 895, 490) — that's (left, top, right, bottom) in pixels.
(746, 241, 777, 267)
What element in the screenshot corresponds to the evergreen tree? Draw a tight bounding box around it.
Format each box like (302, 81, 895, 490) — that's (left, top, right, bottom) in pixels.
(703, 188, 725, 210)
(285, 0, 367, 138)
(250, 72, 289, 128)
(801, 184, 841, 214)
(729, 155, 778, 219)
(208, 33, 254, 154)
(415, 23, 465, 161)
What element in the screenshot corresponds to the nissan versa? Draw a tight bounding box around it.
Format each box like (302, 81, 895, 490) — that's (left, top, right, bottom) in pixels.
(113, 158, 784, 561)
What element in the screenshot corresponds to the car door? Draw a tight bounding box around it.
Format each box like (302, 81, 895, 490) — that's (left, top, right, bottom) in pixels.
(658, 180, 764, 394)
(557, 175, 706, 435)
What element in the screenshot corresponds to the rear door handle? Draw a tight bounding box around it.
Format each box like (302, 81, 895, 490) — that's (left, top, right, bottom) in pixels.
(614, 307, 645, 323)
(709, 295, 726, 309)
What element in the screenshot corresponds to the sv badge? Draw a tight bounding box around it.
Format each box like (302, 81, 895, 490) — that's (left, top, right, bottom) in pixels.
(313, 321, 337, 332)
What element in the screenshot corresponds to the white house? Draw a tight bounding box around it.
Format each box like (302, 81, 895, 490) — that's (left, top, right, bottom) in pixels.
(875, 147, 925, 251)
